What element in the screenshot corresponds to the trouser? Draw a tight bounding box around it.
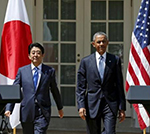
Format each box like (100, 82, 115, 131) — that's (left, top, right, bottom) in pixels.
(86, 98, 117, 134)
(21, 106, 49, 134)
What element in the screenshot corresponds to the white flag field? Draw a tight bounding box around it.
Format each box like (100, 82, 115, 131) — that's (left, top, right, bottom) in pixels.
(0, 0, 32, 128)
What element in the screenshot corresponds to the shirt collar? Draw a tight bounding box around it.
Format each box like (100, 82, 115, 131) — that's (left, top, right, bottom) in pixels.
(96, 51, 106, 60)
(31, 63, 42, 71)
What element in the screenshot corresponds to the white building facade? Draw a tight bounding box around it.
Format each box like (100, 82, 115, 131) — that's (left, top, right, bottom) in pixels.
(0, 0, 142, 131)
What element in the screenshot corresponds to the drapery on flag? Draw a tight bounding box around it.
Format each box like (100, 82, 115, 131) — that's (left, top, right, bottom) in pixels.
(126, 0, 150, 130)
(0, 0, 32, 128)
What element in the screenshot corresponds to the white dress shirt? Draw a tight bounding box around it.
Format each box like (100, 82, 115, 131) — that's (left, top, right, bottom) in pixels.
(31, 63, 42, 89)
(95, 51, 106, 76)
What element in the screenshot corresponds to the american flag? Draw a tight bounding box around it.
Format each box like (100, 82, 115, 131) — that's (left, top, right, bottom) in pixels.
(126, 0, 150, 129)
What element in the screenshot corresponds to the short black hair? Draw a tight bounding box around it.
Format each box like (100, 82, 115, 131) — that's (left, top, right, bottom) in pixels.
(28, 42, 44, 54)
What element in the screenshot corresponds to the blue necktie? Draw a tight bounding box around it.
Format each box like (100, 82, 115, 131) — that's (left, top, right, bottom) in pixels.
(33, 67, 39, 90)
(99, 56, 104, 81)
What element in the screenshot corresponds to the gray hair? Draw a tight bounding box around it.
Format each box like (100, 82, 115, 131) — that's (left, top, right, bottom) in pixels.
(93, 32, 108, 41)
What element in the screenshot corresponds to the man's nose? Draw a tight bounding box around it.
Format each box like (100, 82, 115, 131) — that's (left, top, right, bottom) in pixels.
(99, 42, 103, 45)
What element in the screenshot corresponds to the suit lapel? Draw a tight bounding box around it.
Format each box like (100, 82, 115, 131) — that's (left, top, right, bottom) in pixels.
(90, 53, 102, 82)
(103, 53, 112, 82)
(37, 64, 47, 90)
(25, 65, 34, 89)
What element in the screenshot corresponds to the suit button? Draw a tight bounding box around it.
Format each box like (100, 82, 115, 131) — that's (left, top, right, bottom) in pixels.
(35, 99, 38, 103)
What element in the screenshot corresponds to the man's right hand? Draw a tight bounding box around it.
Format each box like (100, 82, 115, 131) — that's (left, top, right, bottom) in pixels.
(79, 108, 86, 120)
(4, 111, 11, 117)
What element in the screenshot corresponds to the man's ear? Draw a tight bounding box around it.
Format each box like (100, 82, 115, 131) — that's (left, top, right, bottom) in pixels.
(28, 55, 31, 60)
(42, 53, 45, 58)
(92, 42, 95, 47)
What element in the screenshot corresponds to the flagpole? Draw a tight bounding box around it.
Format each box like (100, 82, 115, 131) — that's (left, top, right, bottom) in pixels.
(143, 128, 146, 134)
(13, 128, 16, 134)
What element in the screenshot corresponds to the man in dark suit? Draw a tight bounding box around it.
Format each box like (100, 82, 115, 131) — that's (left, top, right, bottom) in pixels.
(5, 43, 63, 134)
(76, 32, 126, 134)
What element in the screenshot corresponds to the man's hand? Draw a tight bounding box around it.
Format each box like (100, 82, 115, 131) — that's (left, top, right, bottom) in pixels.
(79, 108, 86, 120)
(4, 111, 11, 117)
(118, 110, 125, 123)
(58, 109, 64, 118)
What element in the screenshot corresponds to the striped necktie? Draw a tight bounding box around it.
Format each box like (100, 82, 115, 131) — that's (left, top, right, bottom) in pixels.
(99, 56, 104, 81)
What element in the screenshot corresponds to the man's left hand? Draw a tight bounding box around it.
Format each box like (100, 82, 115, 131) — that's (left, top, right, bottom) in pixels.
(118, 110, 125, 123)
(58, 109, 64, 118)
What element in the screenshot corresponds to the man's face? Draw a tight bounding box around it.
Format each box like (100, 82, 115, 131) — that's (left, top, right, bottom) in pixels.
(92, 35, 108, 55)
(28, 46, 44, 66)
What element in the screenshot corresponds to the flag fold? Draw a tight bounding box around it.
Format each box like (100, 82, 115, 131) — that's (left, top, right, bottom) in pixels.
(126, 0, 150, 130)
(0, 0, 32, 128)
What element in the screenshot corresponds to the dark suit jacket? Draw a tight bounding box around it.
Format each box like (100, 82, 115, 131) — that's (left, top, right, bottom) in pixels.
(76, 52, 126, 118)
(5, 64, 63, 122)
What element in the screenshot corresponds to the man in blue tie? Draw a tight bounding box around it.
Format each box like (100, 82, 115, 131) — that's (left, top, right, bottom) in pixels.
(5, 43, 63, 134)
(76, 32, 126, 134)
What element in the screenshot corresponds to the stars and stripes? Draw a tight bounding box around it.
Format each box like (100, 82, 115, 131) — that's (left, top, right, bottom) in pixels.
(126, 0, 150, 129)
